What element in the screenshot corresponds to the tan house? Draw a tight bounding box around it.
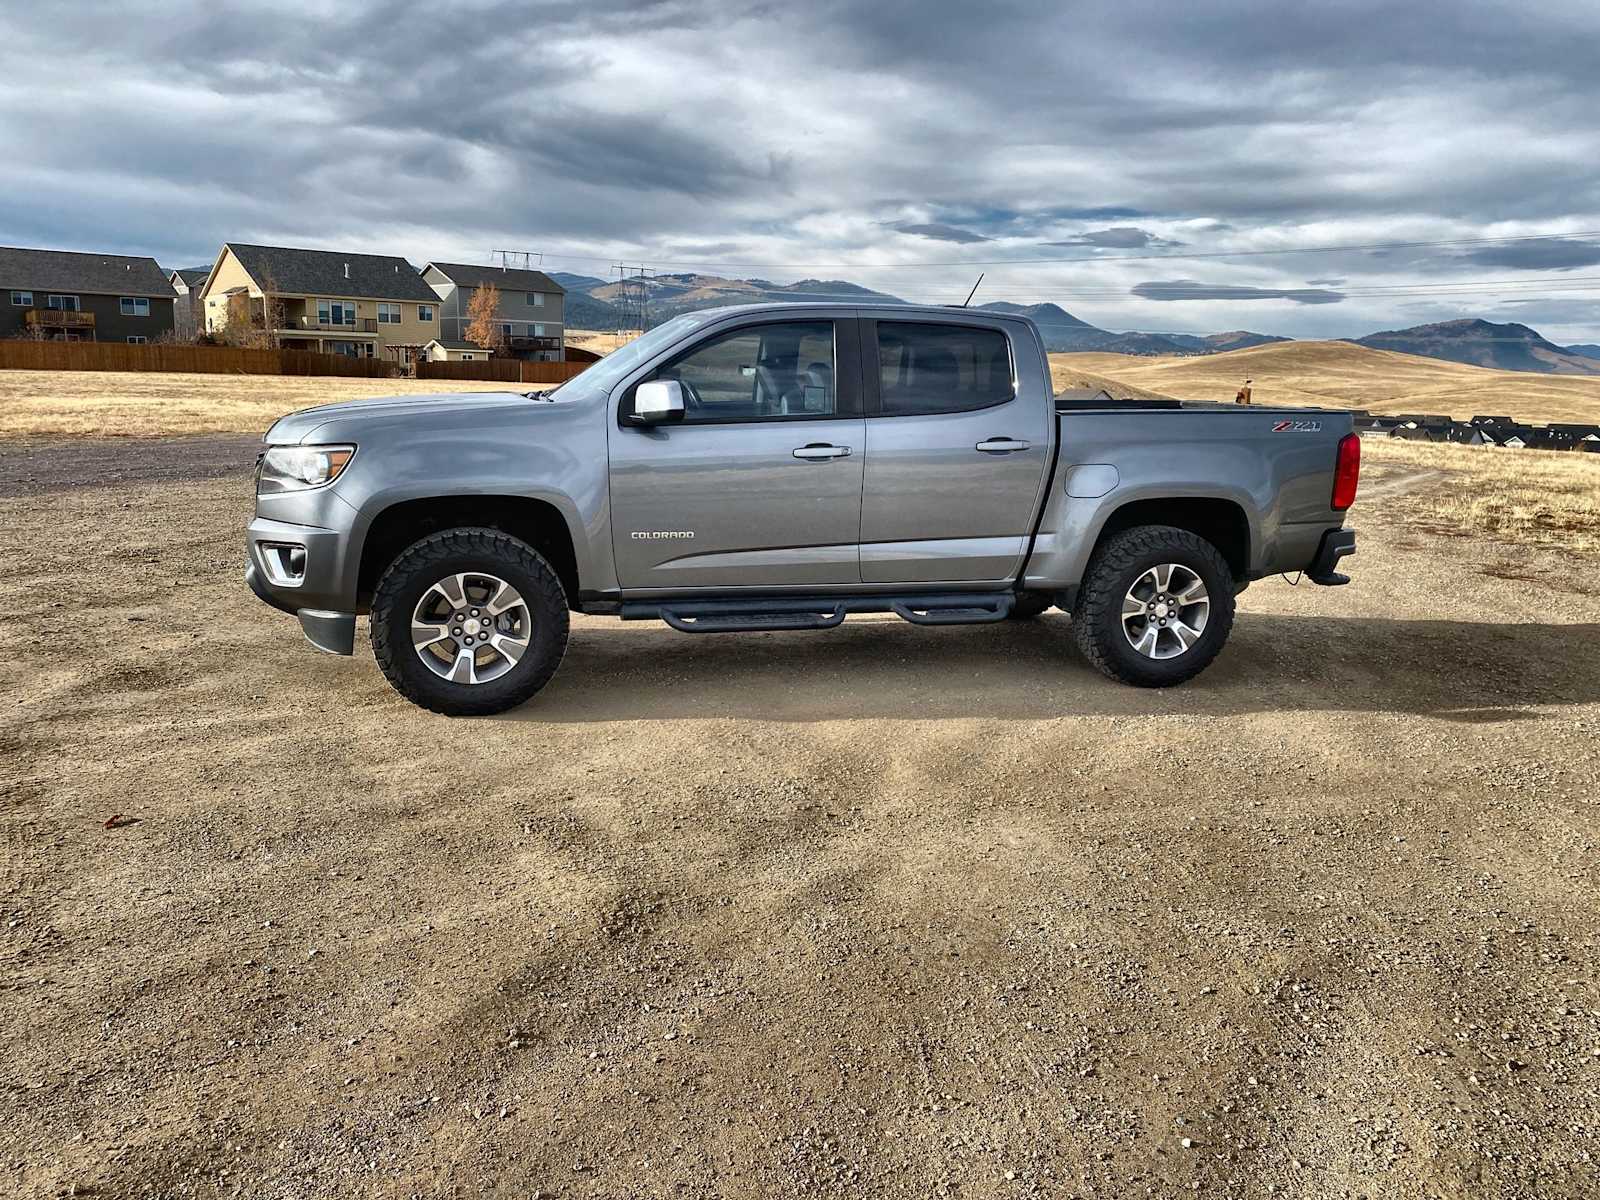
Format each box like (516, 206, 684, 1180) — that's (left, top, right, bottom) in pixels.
(198, 243, 440, 365)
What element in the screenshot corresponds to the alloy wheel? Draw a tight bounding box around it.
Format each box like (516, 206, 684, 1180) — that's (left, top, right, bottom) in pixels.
(1120, 562, 1210, 660)
(410, 572, 532, 685)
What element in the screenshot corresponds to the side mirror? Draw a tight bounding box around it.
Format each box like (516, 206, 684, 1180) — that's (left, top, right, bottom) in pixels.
(631, 379, 685, 425)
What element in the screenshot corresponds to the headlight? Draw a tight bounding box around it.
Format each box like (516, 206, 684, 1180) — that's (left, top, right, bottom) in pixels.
(257, 444, 355, 494)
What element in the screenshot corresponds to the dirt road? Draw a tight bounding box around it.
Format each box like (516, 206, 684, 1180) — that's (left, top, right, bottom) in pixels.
(3, 441, 1598, 1199)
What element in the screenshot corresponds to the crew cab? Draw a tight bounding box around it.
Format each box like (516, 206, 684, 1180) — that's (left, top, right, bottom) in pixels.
(246, 304, 1359, 715)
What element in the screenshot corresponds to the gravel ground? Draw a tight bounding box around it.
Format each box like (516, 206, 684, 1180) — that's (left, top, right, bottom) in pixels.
(2, 441, 1598, 1199)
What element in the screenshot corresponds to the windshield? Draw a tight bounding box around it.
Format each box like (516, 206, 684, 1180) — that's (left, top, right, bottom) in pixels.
(545, 312, 726, 402)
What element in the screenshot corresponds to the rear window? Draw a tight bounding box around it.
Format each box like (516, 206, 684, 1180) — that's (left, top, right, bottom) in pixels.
(877, 322, 1014, 416)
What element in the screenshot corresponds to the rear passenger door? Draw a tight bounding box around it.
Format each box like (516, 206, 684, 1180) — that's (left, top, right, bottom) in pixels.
(859, 318, 1052, 583)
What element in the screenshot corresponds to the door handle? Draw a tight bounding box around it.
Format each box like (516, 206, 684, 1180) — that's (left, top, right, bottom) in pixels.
(976, 437, 1031, 454)
(793, 443, 851, 460)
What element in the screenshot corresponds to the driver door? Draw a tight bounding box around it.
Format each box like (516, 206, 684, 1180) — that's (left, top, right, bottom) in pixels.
(608, 317, 866, 590)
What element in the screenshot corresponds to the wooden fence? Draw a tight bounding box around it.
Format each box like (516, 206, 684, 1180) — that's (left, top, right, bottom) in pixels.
(416, 359, 590, 385)
(0, 339, 400, 378)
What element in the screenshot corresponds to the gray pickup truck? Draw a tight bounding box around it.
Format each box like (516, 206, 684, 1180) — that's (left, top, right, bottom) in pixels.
(247, 303, 1359, 715)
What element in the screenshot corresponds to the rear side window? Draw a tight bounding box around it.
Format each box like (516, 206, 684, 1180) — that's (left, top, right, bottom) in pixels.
(876, 322, 1013, 416)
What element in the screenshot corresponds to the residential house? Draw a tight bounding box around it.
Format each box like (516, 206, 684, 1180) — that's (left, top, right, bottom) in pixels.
(421, 262, 565, 361)
(1, 245, 175, 343)
(1487, 425, 1536, 448)
(1446, 422, 1492, 445)
(198, 243, 440, 365)
(1469, 414, 1515, 428)
(167, 266, 210, 341)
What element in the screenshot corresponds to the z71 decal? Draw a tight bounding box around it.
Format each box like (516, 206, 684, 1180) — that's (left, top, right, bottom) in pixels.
(1271, 419, 1323, 433)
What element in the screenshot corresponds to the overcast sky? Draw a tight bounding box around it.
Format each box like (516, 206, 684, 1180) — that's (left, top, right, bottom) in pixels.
(3, 0, 1599, 339)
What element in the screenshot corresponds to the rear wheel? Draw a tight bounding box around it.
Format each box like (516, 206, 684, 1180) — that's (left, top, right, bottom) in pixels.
(371, 527, 569, 716)
(1071, 525, 1235, 687)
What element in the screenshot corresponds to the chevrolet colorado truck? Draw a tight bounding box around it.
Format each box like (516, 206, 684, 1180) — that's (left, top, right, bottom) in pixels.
(246, 303, 1359, 715)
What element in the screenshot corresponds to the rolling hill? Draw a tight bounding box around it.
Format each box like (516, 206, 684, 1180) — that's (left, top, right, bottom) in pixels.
(1056, 340, 1600, 425)
(1349, 319, 1600, 376)
(553, 273, 1286, 354)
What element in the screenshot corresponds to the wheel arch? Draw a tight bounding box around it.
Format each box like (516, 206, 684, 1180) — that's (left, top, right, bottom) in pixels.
(1088, 496, 1252, 579)
(356, 494, 581, 609)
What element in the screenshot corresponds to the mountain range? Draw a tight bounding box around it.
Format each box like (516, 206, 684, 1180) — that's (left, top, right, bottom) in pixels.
(1346, 319, 1600, 376)
(550, 272, 1597, 374)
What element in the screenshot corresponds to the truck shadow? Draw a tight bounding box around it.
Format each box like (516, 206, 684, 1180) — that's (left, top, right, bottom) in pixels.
(510, 614, 1600, 724)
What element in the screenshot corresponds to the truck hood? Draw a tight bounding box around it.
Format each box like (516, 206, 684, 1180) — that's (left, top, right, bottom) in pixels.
(264, 391, 539, 444)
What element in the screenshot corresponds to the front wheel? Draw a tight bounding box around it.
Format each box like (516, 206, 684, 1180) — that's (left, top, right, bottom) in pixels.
(1071, 525, 1236, 687)
(371, 527, 569, 716)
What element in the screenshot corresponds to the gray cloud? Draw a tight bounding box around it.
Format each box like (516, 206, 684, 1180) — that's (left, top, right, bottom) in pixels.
(1046, 227, 1179, 249)
(1463, 238, 1600, 271)
(890, 223, 993, 244)
(1, 0, 1598, 341)
(1132, 280, 1347, 304)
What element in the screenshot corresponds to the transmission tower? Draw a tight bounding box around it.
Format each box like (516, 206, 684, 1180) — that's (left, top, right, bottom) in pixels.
(490, 249, 545, 272)
(611, 262, 654, 333)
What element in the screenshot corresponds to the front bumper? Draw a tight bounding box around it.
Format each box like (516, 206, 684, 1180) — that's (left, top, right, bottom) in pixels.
(246, 563, 356, 655)
(1307, 527, 1357, 585)
(245, 514, 358, 655)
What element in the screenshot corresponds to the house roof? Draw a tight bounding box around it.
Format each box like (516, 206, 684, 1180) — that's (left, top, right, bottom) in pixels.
(222, 243, 438, 302)
(168, 266, 212, 286)
(0, 245, 174, 297)
(423, 261, 564, 294)
(424, 338, 492, 352)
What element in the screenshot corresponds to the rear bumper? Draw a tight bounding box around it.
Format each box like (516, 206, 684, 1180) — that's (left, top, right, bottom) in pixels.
(1307, 527, 1356, 585)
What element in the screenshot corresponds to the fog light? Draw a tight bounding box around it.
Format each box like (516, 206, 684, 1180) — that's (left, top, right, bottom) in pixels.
(261, 543, 308, 587)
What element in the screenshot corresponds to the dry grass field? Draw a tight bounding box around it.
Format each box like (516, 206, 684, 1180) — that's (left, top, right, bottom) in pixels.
(566, 329, 640, 356)
(0, 370, 526, 439)
(1362, 438, 1600, 556)
(1058, 340, 1600, 424)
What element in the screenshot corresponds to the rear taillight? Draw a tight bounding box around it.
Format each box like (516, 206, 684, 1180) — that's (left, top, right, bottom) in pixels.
(1331, 432, 1360, 511)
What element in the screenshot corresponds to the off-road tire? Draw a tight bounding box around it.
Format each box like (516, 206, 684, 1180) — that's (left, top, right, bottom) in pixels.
(1007, 593, 1054, 620)
(371, 527, 569, 716)
(1071, 525, 1236, 687)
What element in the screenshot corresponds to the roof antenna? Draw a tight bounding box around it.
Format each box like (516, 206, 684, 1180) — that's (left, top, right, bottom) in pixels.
(961, 273, 984, 307)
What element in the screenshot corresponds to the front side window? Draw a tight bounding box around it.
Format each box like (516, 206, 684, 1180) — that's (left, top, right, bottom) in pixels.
(639, 321, 836, 423)
(378, 302, 401, 324)
(876, 322, 1014, 416)
(533, 323, 545, 337)
(47, 294, 80, 311)
(529, 292, 545, 307)
(502, 323, 516, 337)
(120, 297, 150, 317)
(418, 304, 434, 322)
(10, 290, 31, 306)
(462, 353, 475, 361)
(127, 335, 148, 344)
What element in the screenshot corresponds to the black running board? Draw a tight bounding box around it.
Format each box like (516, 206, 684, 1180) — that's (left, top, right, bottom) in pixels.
(623, 592, 1015, 634)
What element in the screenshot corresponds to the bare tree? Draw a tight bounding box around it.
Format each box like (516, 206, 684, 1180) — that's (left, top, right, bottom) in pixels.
(465, 284, 506, 352)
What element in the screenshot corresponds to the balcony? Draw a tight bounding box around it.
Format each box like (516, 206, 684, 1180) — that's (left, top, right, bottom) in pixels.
(507, 335, 561, 351)
(289, 316, 378, 334)
(24, 308, 95, 330)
